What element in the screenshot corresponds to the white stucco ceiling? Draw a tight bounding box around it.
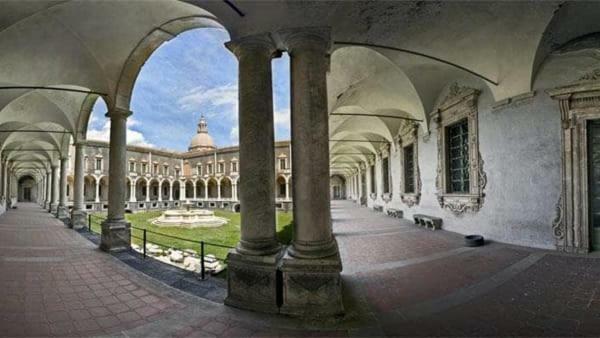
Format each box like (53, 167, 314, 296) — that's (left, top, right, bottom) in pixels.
(0, 0, 598, 174)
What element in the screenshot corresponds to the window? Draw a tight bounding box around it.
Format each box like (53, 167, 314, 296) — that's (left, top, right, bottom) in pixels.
(279, 158, 287, 170)
(404, 144, 415, 194)
(197, 164, 202, 175)
(207, 164, 213, 174)
(231, 162, 238, 172)
(153, 164, 158, 174)
(370, 164, 376, 194)
(434, 84, 485, 214)
(218, 163, 224, 173)
(142, 163, 147, 173)
(382, 157, 390, 194)
(446, 119, 469, 194)
(163, 165, 168, 175)
(175, 168, 180, 177)
(95, 158, 102, 171)
(129, 162, 135, 172)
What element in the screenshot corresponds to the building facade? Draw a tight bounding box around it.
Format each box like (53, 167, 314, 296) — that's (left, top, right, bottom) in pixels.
(65, 116, 293, 213)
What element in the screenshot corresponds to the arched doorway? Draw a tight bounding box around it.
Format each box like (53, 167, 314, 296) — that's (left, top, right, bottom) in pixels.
(276, 175, 287, 199)
(207, 178, 218, 199)
(17, 175, 36, 202)
(220, 177, 232, 199)
(330, 175, 346, 200)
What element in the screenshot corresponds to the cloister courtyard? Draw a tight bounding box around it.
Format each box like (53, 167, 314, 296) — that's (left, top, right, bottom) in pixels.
(3, 0, 600, 336)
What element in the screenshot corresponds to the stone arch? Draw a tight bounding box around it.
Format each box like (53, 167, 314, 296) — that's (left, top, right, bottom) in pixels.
(149, 178, 160, 201)
(185, 180, 194, 199)
(276, 175, 287, 199)
(196, 179, 206, 199)
(114, 15, 226, 110)
(17, 175, 37, 202)
(98, 176, 108, 201)
(220, 176, 232, 199)
(207, 178, 218, 199)
(531, 2, 600, 91)
(84, 175, 96, 202)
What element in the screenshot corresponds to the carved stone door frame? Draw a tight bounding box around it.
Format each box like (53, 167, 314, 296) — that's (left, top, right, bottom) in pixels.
(548, 82, 600, 253)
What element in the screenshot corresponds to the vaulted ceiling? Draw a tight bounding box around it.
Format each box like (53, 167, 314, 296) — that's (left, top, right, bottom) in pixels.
(0, 0, 598, 178)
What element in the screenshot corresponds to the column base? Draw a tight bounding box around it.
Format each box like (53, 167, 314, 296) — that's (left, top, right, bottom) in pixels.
(279, 242, 344, 317)
(70, 209, 87, 230)
(225, 248, 284, 314)
(100, 219, 131, 253)
(50, 203, 58, 214)
(57, 205, 69, 220)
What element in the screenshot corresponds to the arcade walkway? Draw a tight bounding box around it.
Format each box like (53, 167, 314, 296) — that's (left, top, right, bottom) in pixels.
(2, 202, 600, 336)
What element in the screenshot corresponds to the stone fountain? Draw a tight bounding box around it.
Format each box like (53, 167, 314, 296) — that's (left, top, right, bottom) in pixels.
(152, 201, 227, 228)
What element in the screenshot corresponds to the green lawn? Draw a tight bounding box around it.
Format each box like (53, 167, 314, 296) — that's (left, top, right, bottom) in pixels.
(89, 209, 293, 262)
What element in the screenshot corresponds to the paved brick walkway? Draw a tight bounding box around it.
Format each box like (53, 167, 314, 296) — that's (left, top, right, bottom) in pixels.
(2, 202, 600, 337)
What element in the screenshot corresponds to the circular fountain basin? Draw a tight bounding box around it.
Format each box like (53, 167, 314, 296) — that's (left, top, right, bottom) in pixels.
(152, 208, 228, 228)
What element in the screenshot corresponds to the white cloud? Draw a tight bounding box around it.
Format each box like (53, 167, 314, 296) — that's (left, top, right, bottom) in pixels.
(274, 108, 290, 128)
(178, 83, 238, 113)
(86, 117, 154, 148)
(229, 126, 239, 144)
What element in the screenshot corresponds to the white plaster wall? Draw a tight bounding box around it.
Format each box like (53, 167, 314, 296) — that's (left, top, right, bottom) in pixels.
(364, 80, 562, 250)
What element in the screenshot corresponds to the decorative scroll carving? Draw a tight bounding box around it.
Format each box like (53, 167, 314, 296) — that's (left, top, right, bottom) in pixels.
(433, 84, 486, 215)
(552, 195, 564, 240)
(547, 81, 600, 253)
(579, 68, 600, 81)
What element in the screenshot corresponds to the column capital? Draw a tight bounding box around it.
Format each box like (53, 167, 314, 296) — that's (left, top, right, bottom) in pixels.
(226, 33, 280, 59)
(105, 108, 132, 120)
(278, 26, 331, 54)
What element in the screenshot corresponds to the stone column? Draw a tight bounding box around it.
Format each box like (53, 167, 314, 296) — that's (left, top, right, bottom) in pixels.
(169, 181, 173, 201)
(100, 108, 131, 252)
(50, 164, 59, 213)
(158, 181, 163, 202)
(204, 183, 208, 200)
(129, 179, 137, 202)
(224, 33, 283, 313)
(285, 179, 290, 200)
(57, 157, 69, 219)
(71, 143, 87, 229)
(232, 183, 237, 201)
(180, 180, 186, 201)
(94, 178, 100, 203)
(217, 181, 221, 200)
(145, 180, 150, 202)
(193, 181, 197, 200)
(45, 170, 51, 209)
(279, 27, 343, 316)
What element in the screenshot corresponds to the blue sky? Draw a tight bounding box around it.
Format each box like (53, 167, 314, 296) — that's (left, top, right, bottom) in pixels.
(87, 28, 290, 151)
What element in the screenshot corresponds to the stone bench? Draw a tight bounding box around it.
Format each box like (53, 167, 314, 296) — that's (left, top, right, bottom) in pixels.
(387, 208, 403, 218)
(413, 214, 442, 231)
(373, 205, 383, 212)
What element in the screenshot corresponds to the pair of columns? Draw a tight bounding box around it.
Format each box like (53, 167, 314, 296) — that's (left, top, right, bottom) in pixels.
(225, 27, 342, 316)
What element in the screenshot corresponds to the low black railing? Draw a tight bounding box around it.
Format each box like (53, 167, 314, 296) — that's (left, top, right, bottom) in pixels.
(87, 213, 234, 279)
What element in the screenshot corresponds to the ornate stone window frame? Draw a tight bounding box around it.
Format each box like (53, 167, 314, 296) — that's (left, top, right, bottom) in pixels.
(379, 144, 392, 202)
(433, 84, 486, 214)
(399, 123, 421, 207)
(548, 81, 600, 254)
(369, 159, 377, 200)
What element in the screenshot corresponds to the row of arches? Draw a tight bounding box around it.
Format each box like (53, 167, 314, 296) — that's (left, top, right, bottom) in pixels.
(69, 174, 292, 202)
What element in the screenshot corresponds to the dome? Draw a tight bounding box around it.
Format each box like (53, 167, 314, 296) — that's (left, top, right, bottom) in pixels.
(188, 115, 216, 152)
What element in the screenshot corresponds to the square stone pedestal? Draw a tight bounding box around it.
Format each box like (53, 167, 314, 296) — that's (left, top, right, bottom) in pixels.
(70, 209, 87, 230)
(279, 246, 344, 317)
(225, 249, 284, 314)
(100, 219, 131, 252)
(50, 203, 58, 214)
(57, 206, 69, 220)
